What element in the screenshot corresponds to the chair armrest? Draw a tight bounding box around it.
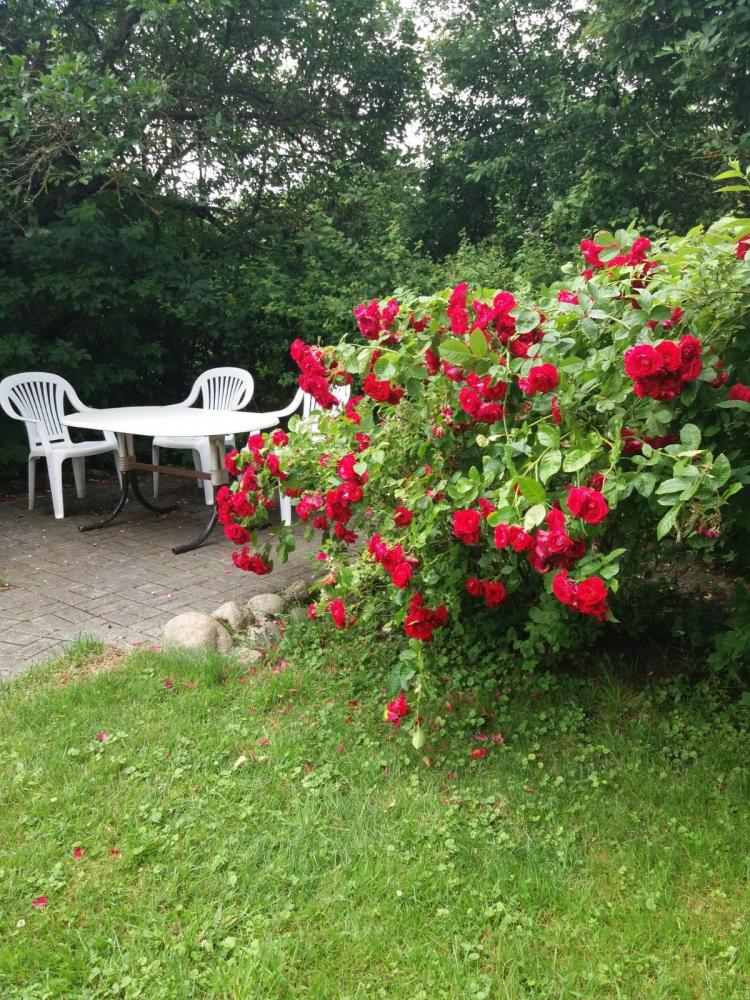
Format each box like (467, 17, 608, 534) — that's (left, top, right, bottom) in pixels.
(268, 388, 304, 420)
(64, 384, 91, 412)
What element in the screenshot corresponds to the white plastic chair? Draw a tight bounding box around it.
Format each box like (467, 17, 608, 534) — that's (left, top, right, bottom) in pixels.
(0, 372, 119, 519)
(270, 385, 351, 525)
(152, 367, 255, 505)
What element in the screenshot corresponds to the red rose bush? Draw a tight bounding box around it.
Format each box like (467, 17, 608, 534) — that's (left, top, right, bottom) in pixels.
(219, 220, 750, 729)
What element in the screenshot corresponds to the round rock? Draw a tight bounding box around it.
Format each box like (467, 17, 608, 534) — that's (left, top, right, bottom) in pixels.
(212, 601, 247, 632)
(282, 579, 311, 603)
(163, 611, 233, 654)
(246, 621, 282, 649)
(245, 593, 287, 621)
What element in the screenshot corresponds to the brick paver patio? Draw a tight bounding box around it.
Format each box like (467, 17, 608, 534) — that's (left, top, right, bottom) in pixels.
(0, 475, 316, 679)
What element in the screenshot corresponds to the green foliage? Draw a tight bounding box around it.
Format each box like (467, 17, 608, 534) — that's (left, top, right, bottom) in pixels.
(419, 0, 750, 254)
(223, 218, 750, 704)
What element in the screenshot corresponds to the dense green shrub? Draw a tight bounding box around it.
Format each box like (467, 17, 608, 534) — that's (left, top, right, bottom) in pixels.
(218, 217, 750, 730)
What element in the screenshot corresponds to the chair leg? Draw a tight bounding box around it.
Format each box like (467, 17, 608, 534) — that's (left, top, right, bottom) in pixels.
(279, 490, 292, 526)
(192, 450, 203, 492)
(28, 457, 37, 510)
(47, 454, 65, 519)
(195, 444, 214, 505)
(72, 457, 86, 498)
(114, 450, 123, 487)
(152, 445, 160, 498)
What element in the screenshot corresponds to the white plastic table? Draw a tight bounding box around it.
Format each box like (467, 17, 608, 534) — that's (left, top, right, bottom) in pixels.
(63, 406, 279, 553)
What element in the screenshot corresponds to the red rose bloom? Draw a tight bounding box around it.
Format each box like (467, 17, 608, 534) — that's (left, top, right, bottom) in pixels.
(678, 335, 703, 381)
(656, 340, 682, 373)
(565, 486, 609, 525)
(447, 282, 469, 335)
(393, 506, 413, 527)
(224, 450, 241, 476)
(385, 691, 409, 726)
(224, 522, 250, 545)
(271, 429, 289, 447)
(519, 363, 559, 395)
(452, 509, 482, 545)
(483, 581, 507, 608)
(552, 570, 609, 620)
(624, 344, 661, 379)
(466, 577, 484, 597)
(470, 747, 488, 760)
(728, 383, 750, 403)
(403, 593, 449, 642)
(362, 373, 391, 402)
(330, 599, 347, 629)
(391, 562, 414, 589)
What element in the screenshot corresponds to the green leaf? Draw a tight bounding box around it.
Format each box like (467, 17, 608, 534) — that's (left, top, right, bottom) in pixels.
(411, 727, 426, 750)
(656, 477, 692, 494)
(711, 453, 731, 487)
(656, 506, 680, 541)
(713, 168, 744, 180)
(562, 449, 597, 473)
(511, 309, 540, 335)
(717, 400, 750, 411)
(373, 352, 399, 381)
(649, 305, 672, 323)
(633, 473, 658, 497)
(537, 425, 559, 448)
(439, 338, 472, 367)
(515, 477, 546, 505)
(468, 328, 489, 358)
(523, 503, 547, 531)
(539, 449, 562, 484)
(679, 423, 701, 450)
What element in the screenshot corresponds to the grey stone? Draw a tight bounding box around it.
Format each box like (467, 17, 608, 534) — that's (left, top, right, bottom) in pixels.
(163, 611, 233, 654)
(212, 601, 248, 632)
(245, 621, 282, 649)
(234, 647, 264, 665)
(282, 579, 311, 602)
(245, 593, 287, 621)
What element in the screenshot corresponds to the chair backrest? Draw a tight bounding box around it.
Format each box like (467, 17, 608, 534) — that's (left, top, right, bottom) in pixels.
(191, 367, 254, 411)
(301, 384, 351, 437)
(0, 372, 78, 450)
(301, 384, 351, 419)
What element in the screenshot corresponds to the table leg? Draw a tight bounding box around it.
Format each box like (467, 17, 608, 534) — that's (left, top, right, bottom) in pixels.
(130, 469, 177, 515)
(170, 435, 226, 555)
(172, 505, 218, 555)
(79, 470, 131, 532)
(79, 433, 175, 534)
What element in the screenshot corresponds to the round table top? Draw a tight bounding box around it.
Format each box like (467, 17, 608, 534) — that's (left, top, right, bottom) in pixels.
(63, 405, 281, 438)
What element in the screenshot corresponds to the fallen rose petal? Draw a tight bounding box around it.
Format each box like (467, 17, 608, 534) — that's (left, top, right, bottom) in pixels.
(96, 732, 108, 743)
(32, 896, 47, 908)
(163, 678, 174, 689)
(73, 847, 84, 860)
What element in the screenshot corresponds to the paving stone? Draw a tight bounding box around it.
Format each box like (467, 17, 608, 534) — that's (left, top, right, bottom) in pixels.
(0, 476, 318, 679)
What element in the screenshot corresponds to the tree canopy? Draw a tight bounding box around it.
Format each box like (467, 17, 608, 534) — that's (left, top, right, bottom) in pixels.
(0, 0, 748, 479)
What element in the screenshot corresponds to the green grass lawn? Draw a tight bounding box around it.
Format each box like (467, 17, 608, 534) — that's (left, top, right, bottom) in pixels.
(1, 627, 749, 999)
